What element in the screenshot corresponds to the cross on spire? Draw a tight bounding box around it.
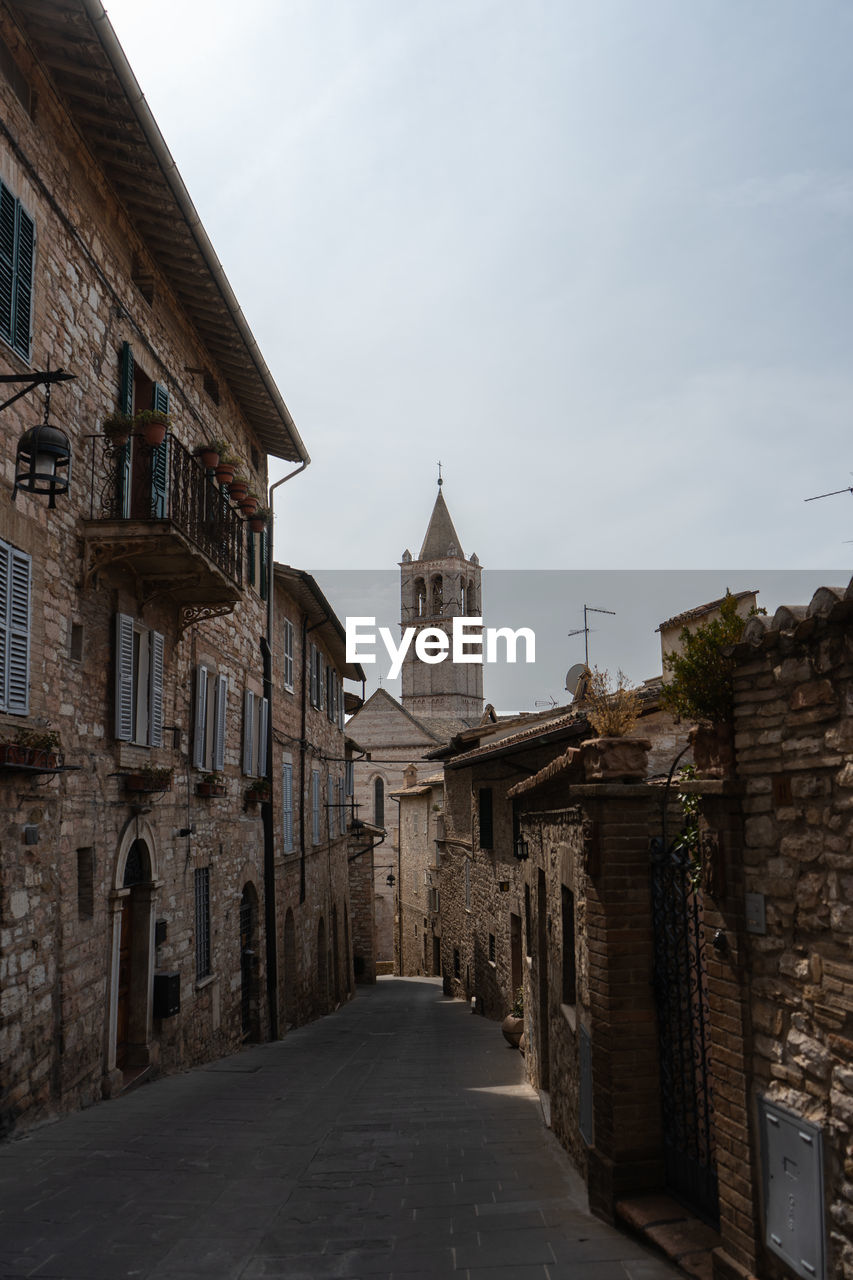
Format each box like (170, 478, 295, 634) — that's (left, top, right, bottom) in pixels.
(437, 460, 443, 488)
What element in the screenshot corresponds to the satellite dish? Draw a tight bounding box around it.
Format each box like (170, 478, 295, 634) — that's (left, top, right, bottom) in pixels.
(565, 663, 590, 699)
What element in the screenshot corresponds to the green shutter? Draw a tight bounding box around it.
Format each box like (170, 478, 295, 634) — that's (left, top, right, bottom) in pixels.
(0, 182, 14, 345)
(118, 343, 134, 518)
(13, 205, 34, 359)
(248, 529, 256, 587)
(150, 381, 170, 518)
(260, 528, 268, 600)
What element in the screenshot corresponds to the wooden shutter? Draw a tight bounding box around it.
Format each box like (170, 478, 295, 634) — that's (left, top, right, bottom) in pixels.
(259, 528, 268, 600)
(243, 689, 255, 775)
(0, 182, 14, 345)
(115, 613, 135, 741)
(282, 762, 293, 851)
(6, 548, 30, 715)
(13, 204, 34, 359)
(327, 771, 334, 837)
(148, 630, 164, 747)
(212, 674, 227, 772)
(150, 382, 170, 519)
(257, 696, 269, 778)
(309, 643, 317, 706)
(118, 343, 134, 518)
(248, 529, 256, 587)
(312, 770, 320, 843)
(192, 665, 209, 769)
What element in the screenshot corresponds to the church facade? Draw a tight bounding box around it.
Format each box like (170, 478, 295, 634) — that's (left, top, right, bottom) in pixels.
(347, 483, 485, 972)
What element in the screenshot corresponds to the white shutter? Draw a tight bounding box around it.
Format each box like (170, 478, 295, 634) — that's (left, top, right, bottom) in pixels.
(328, 771, 334, 837)
(283, 762, 293, 851)
(115, 613, 135, 741)
(243, 689, 255, 775)
(212, 674, 228, 771)
(148, 630, 164, 747)
(0, 542, 9, 711)
(257, 696, 269, 777)
(192, 664, 209, 769)
(309, 644, 317, 706)
(312, 769, 320, 843)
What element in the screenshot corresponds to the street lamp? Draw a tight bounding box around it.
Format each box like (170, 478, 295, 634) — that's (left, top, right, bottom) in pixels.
(4, 370, 75, 509)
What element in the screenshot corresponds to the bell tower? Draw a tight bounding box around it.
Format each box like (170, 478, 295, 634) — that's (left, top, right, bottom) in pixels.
(399, 478, 483, 722)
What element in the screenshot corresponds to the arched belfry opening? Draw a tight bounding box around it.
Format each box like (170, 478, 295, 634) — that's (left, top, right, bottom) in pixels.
(107, 822, 159, 1091)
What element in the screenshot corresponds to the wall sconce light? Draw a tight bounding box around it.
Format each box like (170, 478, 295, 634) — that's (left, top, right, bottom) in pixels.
(514, 835, 529, 861)
(386, 872, 395, 887)
(3, 369, 75, 509)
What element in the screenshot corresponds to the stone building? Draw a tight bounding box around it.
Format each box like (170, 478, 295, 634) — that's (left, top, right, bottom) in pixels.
(347, 481, 484, 972)
(0, 0, 368, 1138)
(391, 765, 445, 977)
(270, 565, 364, 1027)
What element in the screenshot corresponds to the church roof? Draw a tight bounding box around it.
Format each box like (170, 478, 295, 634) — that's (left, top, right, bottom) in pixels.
(418, 489, 465, 561)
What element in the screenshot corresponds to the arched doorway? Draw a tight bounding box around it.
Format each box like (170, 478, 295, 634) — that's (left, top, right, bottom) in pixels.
(283, 908, 297, 1027)
(317, 916, 329, 1009)
(109, 830, 158, 1084)
(239, 883, 260, 1041)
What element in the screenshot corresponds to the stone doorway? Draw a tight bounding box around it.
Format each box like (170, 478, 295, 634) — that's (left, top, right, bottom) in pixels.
(108, 830, 158, 1092)
(239, 884, 260, 1041)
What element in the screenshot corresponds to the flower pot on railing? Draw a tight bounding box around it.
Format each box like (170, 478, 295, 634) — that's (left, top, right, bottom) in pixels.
(215, 458, 237, 485)
(125, 769, 172, 794)
(0, 743, 34, 767)
(196, 776, 226, 798)
(195, 444, 220, 470)
(135, 410, 170, 448)
(228, 476, 249, 502)
(244, 782, 271, 806)
(238, 494, 259, 518)
(102, 412, 132, 449)
(248, 507, 270, 534)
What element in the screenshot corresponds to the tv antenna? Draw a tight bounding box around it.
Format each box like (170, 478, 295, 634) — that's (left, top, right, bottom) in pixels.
(567, 604, 615, 667)
(534, 696, 558, 709)
(804, 484, 853, 504)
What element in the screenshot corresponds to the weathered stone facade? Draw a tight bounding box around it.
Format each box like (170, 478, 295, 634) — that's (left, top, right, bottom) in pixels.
(0, 2, 362, 1139)
(393, 768, 444, 976)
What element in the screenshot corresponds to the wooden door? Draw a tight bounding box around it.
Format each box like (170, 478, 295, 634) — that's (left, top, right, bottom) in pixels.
(116, 897, 132, 1068)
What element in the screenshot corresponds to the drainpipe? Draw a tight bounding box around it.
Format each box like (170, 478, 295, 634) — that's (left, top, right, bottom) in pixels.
(262, 461, 309, 1039)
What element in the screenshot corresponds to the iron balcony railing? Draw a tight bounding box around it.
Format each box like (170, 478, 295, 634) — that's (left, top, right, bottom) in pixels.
(87, 432, 244, 588)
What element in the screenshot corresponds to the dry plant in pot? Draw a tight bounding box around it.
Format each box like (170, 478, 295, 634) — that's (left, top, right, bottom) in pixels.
(580, 667, 650, 781)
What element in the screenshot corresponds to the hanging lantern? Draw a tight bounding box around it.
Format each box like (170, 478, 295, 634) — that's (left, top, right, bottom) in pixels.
(12, 379, 71, 509)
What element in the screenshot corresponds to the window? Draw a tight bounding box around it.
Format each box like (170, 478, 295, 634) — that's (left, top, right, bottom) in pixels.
(194, 867, 211, 979)
(328, 770, 335, 838)
(562, 885, 577, 1005)
(310, 643, 324, 709)
(192, 666, 227, 771)
(413, 812, 419, 836)
(0, 178, 35, 360)
(326, 665, 340, 723)
(242, 688, 269, 777)
(524, 883, 532, 957)
(248, 527, 268, 600)
(77, 848, 94, 920)
(312, 769, 321, 844)
(428, 888, 440, 913)
(465, 859, 471, 910)
(115, 344, 171, 520)
(68, 621, 84, 663)
(345, 760, 354, 796)
(338, 776, 346, 833)
(283, 619, 294, 691)
(115, 614, 163, 746)
(488, 933, 496, 964)
(478, 788, 494, 850)
(374, 777, 384, 827)
(282, 759, 294, 852)
(0, 540, 31, 715)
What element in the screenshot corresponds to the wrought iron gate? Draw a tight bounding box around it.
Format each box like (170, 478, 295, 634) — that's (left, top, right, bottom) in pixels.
(650, 837, 719, 1226)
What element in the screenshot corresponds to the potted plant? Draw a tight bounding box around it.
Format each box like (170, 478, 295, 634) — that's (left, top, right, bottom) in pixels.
(228, 472, 249, 503)
(14, 727, 61, 769)
(248, 505, 270, 534)
(195, 440, 223, 469)
(102, 410, 133, 448)
(502, 986, 524, 1048)
(214, 447, 238, 485)
(660, 590, 763, 777)
(579, 668, 650, 781)
(238, 491, 260, 518)
(196, 772, 226, 798)
(125, 765, 173, 793)
(134, 408, 170, 448)
(245, 779, 271, 805)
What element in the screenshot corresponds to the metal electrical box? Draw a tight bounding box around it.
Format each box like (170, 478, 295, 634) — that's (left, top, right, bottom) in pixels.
(153, 972, 180, 1018)
(760, 1098, 825, 1280)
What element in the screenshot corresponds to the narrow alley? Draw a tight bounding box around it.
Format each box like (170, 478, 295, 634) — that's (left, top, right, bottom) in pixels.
(0, 979, 679, 1280)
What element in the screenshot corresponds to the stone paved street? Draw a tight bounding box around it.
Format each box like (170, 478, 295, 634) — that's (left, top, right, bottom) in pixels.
(0, 978, 681, 1280)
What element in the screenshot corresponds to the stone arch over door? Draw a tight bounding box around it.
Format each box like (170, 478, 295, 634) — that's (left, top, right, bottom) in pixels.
(106, 819, 160, 1092)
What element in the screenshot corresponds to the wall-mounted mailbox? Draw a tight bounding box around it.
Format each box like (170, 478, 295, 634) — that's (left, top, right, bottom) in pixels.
(153, 971, 180, 1018)
(760, 1097, 824, 1280)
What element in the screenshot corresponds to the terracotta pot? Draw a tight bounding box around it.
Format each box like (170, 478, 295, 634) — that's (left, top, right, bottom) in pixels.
(239, 496, 259, 517)
(581, 736, 651, 782)
(228, 480, 248, 502)
(105, 426, 130, 448)
(689, 722, 735, 779)
(501, 1015, 524, 1048)
(198, 448, 219, 469)
(249, 516, 267, 534)
(215, 462, 236, 484)
(142, 422, 167, 448)
(196, 781, 226, 797)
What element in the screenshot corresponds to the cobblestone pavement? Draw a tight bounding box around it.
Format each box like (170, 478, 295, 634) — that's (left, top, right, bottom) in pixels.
(0, 978, 681, 1280)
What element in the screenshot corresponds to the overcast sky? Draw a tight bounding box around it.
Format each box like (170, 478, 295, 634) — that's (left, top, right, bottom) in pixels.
(102, 0, 853, 681)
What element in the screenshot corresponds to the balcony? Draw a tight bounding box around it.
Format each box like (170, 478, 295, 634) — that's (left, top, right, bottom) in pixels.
(82, 433, 245, 631)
